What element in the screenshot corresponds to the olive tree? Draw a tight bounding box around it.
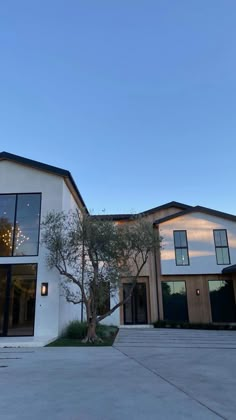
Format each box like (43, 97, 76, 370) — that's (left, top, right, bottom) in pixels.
(41, 210, 160, 342)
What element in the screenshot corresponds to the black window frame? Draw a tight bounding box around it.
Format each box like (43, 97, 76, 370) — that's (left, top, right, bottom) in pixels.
(0, 263, 38, 337)
(213, 229, 230, 265)
(0, 193, 42, 258)
(173, 230, 190, 266)
(161, 280, 189, 322)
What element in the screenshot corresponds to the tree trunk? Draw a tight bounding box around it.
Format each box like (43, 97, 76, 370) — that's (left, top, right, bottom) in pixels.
(83, 319, 102, 344)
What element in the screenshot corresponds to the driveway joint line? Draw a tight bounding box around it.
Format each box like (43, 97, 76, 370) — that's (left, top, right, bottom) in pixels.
(114, 346, 226, 420)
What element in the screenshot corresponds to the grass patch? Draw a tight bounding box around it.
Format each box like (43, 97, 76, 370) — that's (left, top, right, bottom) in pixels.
(46, 322, 118, 347)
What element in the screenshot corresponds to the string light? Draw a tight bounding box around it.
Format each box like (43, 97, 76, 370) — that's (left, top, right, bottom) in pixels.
(1, 225, 30, 249)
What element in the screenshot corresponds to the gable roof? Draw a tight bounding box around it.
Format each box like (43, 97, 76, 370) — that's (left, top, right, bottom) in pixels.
(0, 151, 88, 212)
(154, 205, 236, 225)
(93, 201, 191, 221)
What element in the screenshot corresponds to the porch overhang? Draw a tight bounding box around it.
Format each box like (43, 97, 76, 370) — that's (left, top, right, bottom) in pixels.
(222, 264, 236, 274)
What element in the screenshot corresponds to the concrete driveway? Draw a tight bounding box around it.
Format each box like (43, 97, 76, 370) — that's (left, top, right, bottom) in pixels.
(0, 329, 235, 420)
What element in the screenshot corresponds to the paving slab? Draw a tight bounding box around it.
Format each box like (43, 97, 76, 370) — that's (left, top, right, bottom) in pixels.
(0, 345, 224, 420)
(114, 328, 236, 419)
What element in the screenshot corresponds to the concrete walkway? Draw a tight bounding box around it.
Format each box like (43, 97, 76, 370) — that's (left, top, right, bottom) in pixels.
(114, 328, 236, 419)
(0, 329, 235, 419)
(0, 336, 56, 348)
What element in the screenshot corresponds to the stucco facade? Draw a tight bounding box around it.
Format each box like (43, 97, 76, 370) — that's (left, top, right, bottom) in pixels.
(0, 154, 85, 340)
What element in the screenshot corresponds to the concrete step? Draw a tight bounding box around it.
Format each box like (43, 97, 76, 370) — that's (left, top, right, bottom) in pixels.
(114, 328, 236, 349)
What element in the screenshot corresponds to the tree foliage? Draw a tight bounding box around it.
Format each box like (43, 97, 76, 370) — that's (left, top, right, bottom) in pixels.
(41, 210, 160, 342)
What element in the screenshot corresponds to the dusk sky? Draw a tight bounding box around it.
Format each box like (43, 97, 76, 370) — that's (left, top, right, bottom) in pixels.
(1, 1, 236, 215)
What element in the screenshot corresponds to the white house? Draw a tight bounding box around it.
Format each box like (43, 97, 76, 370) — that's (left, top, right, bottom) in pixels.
(0, 152, 235, 345)
(0, 151, 87, 343)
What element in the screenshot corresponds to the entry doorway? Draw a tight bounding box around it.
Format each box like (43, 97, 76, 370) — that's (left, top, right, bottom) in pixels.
(123, 283, 148, 325)
(0, 264, 37, 336)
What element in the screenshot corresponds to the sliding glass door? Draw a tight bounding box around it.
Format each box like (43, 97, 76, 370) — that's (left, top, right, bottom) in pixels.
(0, 267, 8, 335)
(0, 264, 37, 336)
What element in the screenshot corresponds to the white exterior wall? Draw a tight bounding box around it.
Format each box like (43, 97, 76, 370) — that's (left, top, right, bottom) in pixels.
(0, 160, 84, 338)
(100, 291, 120, 326)
(58, 182, 83, 334)
(160, 212, 236, 275)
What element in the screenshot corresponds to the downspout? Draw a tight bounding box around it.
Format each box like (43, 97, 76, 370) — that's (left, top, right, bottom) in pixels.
(154, 224, 160, 321)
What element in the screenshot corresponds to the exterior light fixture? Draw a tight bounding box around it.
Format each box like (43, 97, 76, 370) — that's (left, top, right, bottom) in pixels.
(196, 289, 200, 296)
(41, 283, 48, 296)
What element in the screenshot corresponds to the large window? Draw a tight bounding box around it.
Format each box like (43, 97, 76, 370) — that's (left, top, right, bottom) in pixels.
(162, 281, 188, 322)
(0, 194, 41, 257)
(208, 280, 236, 322)
(97, 282, 110, 316)
(213, 230, 230, 265)
(173, 230, 189, 266)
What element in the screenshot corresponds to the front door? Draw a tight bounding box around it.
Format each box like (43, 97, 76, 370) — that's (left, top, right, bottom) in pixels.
(0, 264, 37, 336)
(123, 283, 148, 324)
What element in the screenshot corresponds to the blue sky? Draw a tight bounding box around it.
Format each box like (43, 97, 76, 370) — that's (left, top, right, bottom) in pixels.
(1, 1, 236, 214)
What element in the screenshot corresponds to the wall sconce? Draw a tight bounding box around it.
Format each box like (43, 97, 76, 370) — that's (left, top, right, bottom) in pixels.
(41, 283, 48, 296)
(196, 289, 200, 296)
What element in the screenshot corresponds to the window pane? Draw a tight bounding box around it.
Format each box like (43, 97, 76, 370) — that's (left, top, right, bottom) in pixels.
(181, 249, 189, 265)
(174, 231, 187, 248)
(216, 248, 223, 264)
(123, 284, 133, 324)
(0, 195, 16, 256)
(162, 281, 188, 322)
(219, 231, 227, 246)
(179, 231, 187, 247)
(136, 283, 147, 324)
(13, 194, 41, 256)
(222, 248, 230, 264)
(209, 280, 236, 322)
(97, 282, 110, 316)
(214, 230, 227, 247)
(214, 230, 221, 246)
(174, 231, 181, 247)
(175, 248, 183, 265)
(0, 267, 8, 334)
(216, 247, 230, 265)
(176, 248, 189, 265)
(8, 264, 37, 336)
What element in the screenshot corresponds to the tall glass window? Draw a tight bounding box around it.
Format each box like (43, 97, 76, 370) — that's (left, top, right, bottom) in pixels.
(162, 281, 189, 321)
(174, 230, 189, 266)
(0, 194, 41, 257)
(0, 195, 16, 256)
(208, 280, 236, 322)
(213, 230, 230, 265)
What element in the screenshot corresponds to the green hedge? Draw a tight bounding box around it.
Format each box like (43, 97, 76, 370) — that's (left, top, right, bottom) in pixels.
(153, 320, 236, 330)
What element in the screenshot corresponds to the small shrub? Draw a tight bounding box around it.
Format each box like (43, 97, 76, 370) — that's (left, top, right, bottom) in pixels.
(96, 324, 118, 339)
(63, 321, 118, 340)
(64, 321, 88, 339)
